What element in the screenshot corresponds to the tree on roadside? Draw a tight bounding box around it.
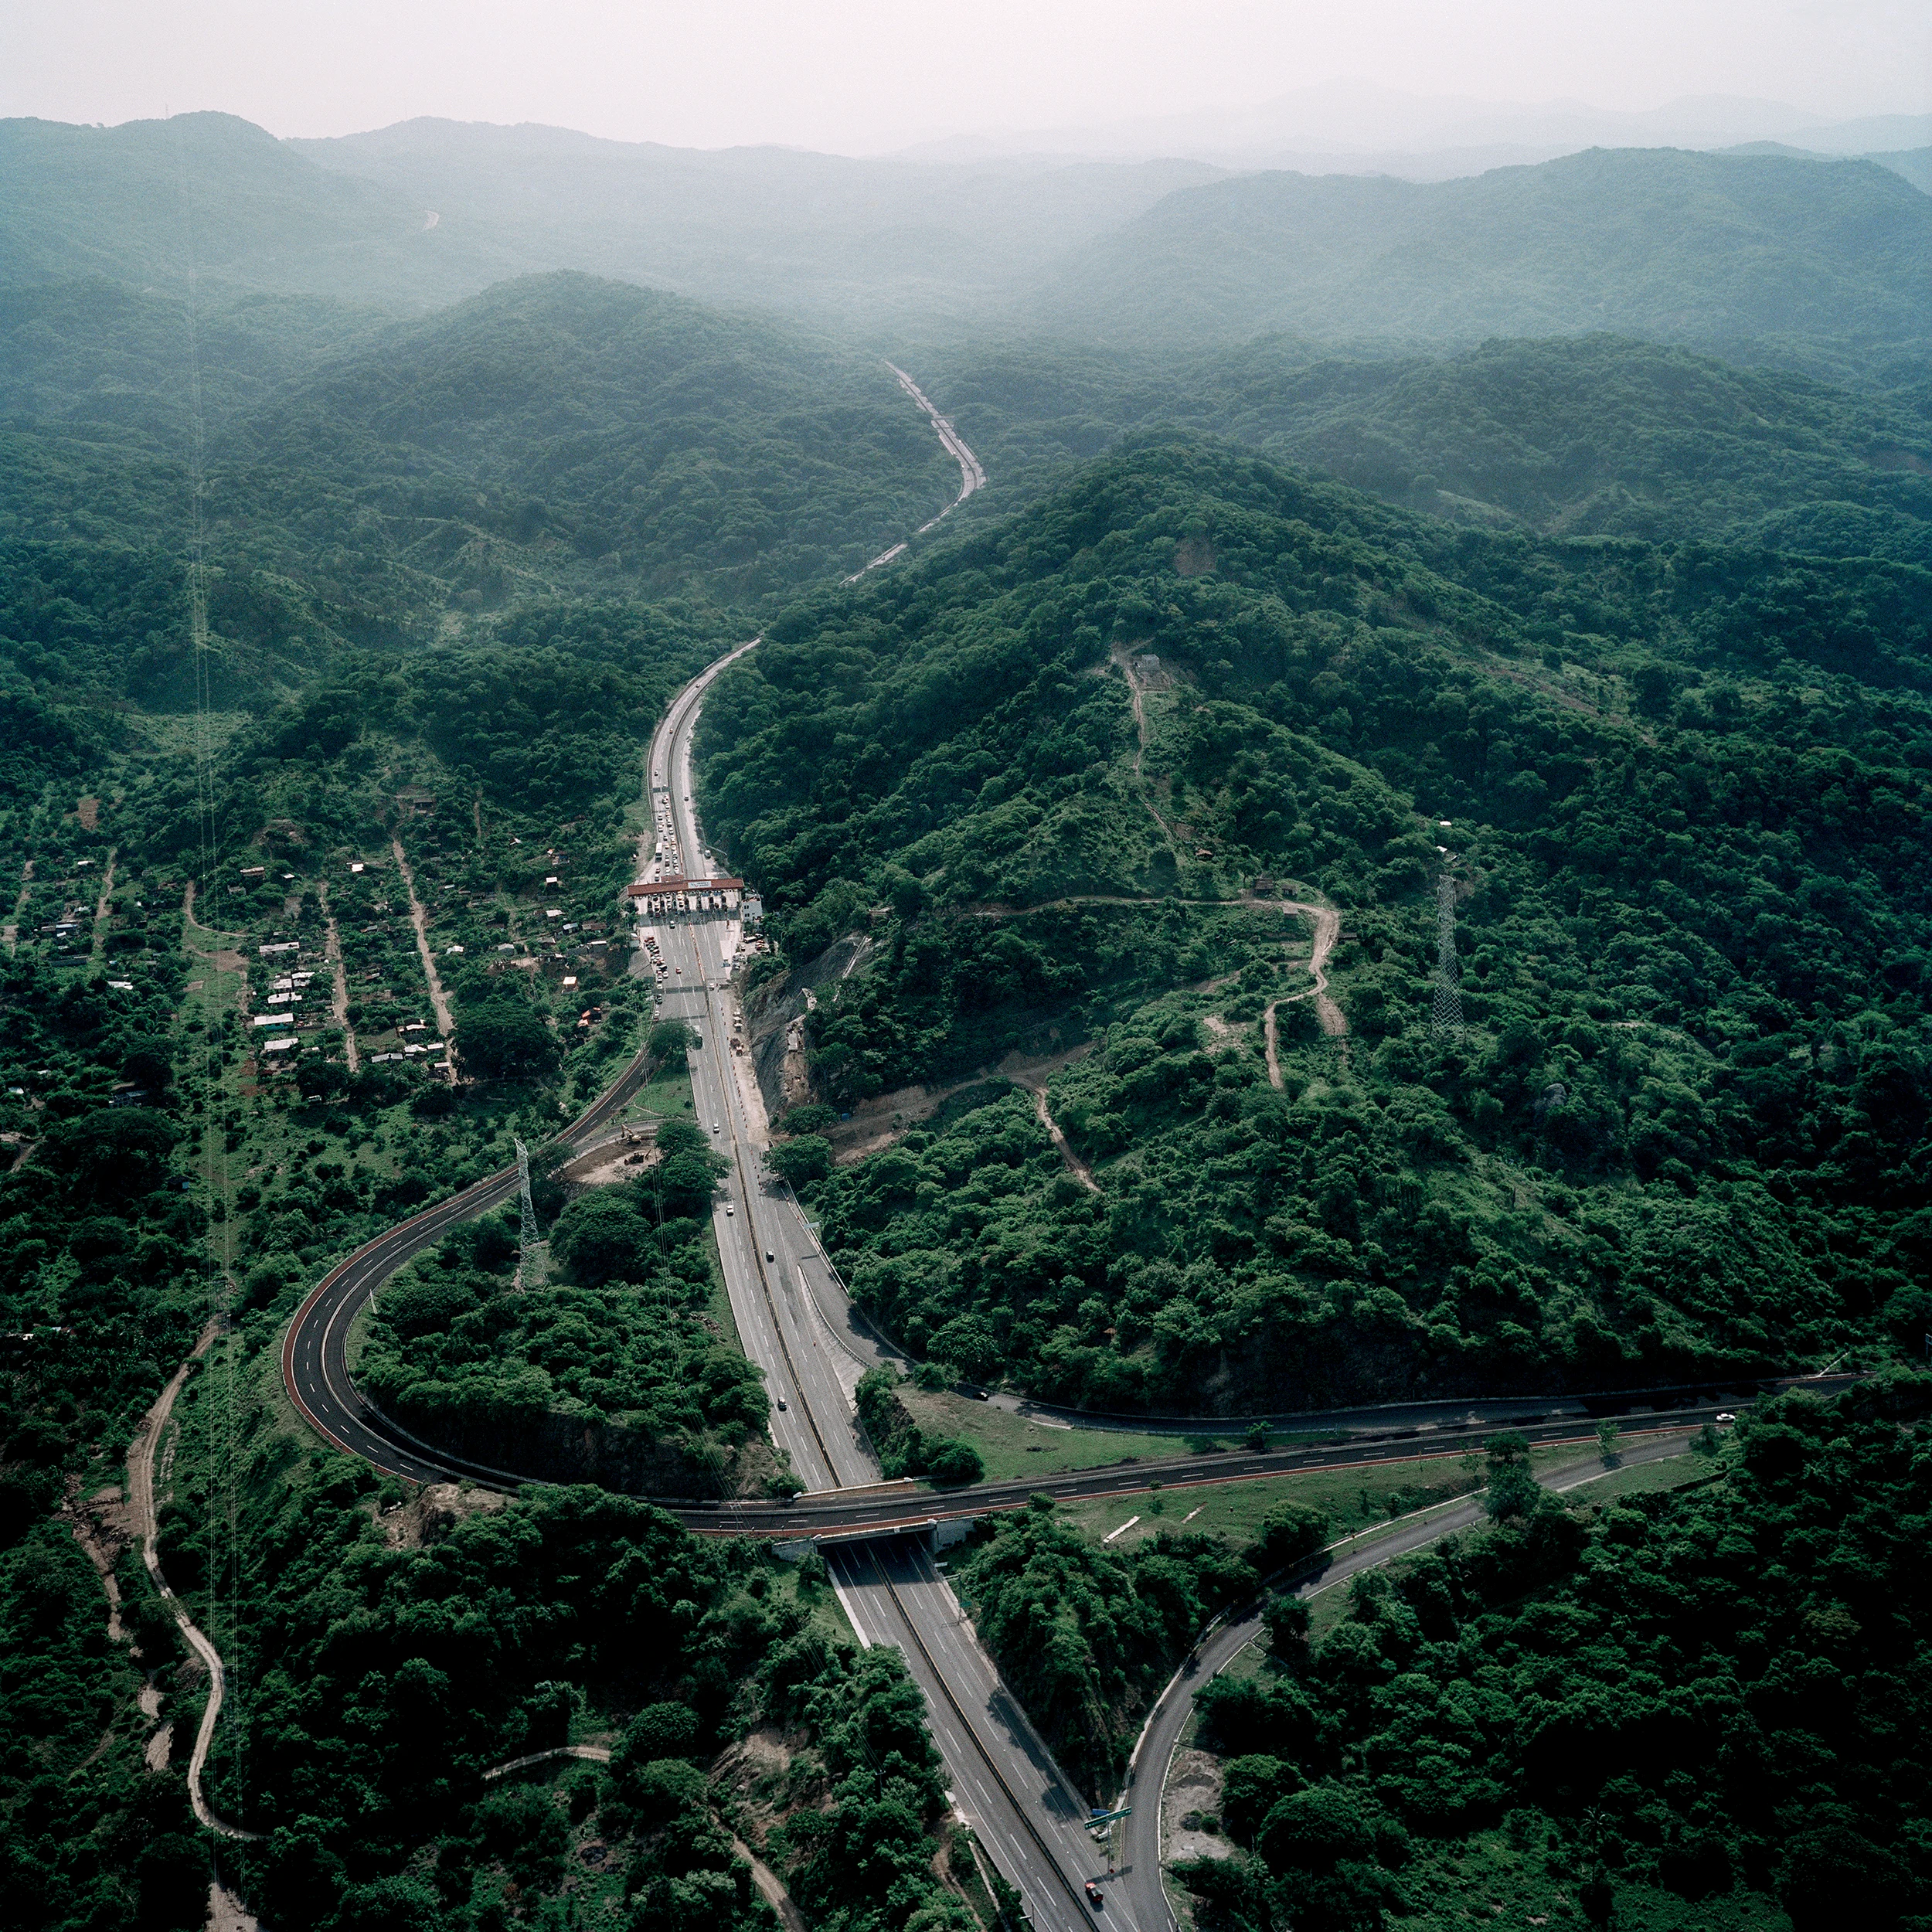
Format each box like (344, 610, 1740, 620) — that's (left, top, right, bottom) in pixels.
(1483, 1431, 1540, 1522)
(929, 1312, 1002, 1385)
(767, 1134, 832, 1187)
(1253, 1501, 1329, 1577)
(648, 1018, 692, 1062)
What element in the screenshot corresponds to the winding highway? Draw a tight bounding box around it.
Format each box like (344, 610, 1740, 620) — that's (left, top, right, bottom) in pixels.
(283, 385, 1142, 1928)
(275, 374, 1836, 1928)
(642, 631, 1120, 1930)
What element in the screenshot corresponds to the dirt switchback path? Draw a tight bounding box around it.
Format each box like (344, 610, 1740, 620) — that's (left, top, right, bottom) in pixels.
(1014, 1078, 1101, 1194)
(127, 1323, 259, 1840)
(826, 1044, 1092, 1164)
(1264, 900, 1345, 1087)
(1110, 641, 1185, 853)
(392, 838, 457, 1080)
(317, 883, 359, 1073)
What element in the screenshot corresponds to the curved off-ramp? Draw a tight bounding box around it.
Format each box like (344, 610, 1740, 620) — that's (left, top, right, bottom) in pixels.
(1114, 1429, 1708, 1930)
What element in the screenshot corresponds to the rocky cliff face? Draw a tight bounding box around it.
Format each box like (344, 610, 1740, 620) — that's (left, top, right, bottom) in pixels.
(740, 930, 875, 1123)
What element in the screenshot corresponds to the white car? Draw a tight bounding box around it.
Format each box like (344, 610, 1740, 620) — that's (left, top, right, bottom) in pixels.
(725, 1204, 734, 1216)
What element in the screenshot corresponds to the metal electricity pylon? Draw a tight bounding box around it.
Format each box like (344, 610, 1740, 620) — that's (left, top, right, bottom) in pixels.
(513, 1135, 543, 1290)
(1430, 872, 1464, 1043)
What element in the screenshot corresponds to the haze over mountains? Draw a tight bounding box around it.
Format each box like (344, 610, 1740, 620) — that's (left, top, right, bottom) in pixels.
(900, 77, 1932, 176)
(7, 44, 1932, 1932)
(4, 108, 1927, 380)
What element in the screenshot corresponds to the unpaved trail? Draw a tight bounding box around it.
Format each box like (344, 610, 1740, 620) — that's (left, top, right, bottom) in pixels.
(3, 859, 30, 954)
(733, 1833, 808, 1932)
(484, 1743, 611, 1781)
(1015, 1079, 1100, 1194)
(392, 838, 458, 1080)
(317, 883, 359, 1073)
(88, 848, 117, 963)
(1262, 900, 1346, 1086)
(1287, 899, 1345, 1037)
(826, 1043, 1092, 1163)
(182, 880, 247, 947)
(485, 1737, 804, 1930)
(127, 1323, 259, 1840)
(62, 1485, 128, 1645)
(1110, 642, 1184, 853)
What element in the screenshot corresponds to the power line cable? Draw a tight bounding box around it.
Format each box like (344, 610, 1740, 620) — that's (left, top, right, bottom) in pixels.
(173, 110, 247, 1845)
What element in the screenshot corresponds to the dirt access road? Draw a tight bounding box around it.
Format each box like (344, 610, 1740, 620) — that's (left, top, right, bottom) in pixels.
(126, 1324, 258, 1840)
(392, 837, 458, 1080)
(1264, 899, 1346, 1085)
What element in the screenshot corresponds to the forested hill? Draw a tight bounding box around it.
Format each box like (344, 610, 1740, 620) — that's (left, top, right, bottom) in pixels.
(0, 110, 1216, 324)
(698, 438, 1932, 1408)
(0, 271, 957, 750)
(230, 272, 961, 593)
(0, 111, 468, 306)
(289, 117, 1219, 327)
(1031, 148, 1932, 379)
(927, 333, 1932, 566)
(11, 114, 1930, 384)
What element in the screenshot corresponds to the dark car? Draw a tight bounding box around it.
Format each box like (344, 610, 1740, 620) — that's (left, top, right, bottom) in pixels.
(1085, 1880, 1104, 1908)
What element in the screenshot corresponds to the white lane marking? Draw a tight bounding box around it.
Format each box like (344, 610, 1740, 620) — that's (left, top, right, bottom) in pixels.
(827, 1551, 874, 1649)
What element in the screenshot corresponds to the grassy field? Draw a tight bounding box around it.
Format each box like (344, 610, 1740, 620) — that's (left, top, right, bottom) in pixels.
(896, 1385, 1253, 1482)
(778, 1551, 857, 1650)
(1553, 1446, 1720, 1506)
(1049, 1438, 1627, 1552)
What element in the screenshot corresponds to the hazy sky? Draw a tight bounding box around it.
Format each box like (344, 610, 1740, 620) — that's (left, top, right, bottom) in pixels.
(3, 0, 1926, 150)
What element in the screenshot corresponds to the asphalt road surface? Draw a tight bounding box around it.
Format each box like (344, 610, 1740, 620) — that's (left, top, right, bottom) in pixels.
(645, 644, 1121, 1929)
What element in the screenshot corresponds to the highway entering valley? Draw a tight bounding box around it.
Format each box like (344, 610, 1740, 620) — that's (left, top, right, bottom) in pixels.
(276, 376, 1842, 1930)
(642, 632, 1120, 1930)
(285, 386, 1141, 1928)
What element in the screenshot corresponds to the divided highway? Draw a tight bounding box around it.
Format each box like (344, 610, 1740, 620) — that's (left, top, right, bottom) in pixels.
(283, 653, 1849, 1925)
(645, 638, 1120, 1930)
(285, 386, 1136, 1928)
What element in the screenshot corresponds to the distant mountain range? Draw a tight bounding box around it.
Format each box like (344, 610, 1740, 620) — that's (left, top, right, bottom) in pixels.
(1028, 147, 1932, 379)
(2, 111, 1925, 379)
(897, 79, 1932, 174)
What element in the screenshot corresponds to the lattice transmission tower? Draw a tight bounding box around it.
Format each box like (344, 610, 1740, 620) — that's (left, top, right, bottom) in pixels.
(1430, 872, 1464, 1043)
(514, 1135, 543, 1290)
